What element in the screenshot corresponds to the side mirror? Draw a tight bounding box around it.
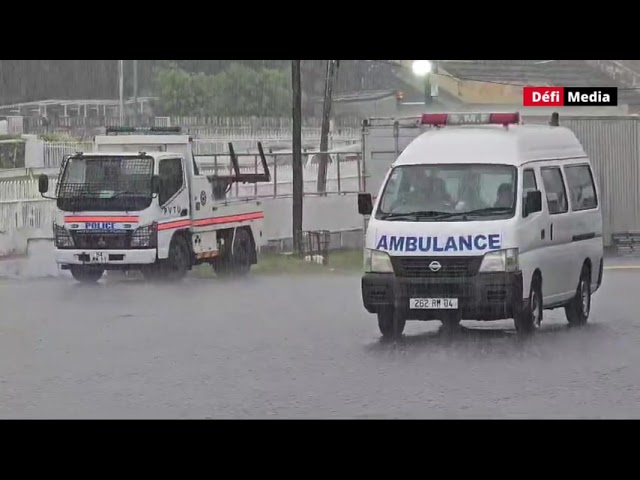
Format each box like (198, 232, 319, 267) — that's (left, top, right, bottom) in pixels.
(38, 174, 49, 194)
(151, 175, 160, 195)
(358, 193, 373, 216)
(524, 190, 542, 217)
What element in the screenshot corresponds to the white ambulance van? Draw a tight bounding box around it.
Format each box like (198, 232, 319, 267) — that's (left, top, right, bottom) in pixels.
(358, 112, 604, 338)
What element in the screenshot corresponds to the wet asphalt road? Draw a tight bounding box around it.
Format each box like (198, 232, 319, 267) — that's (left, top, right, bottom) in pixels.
(1, 268, 640, 419)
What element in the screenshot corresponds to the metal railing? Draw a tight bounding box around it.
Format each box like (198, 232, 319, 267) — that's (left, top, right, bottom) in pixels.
(194, 150, 363, 198)
(0, 151, 364, 238)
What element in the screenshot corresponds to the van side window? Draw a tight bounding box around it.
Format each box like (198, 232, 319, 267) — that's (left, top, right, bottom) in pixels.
(564, 164, 598, 211)
(522, 169, 537, 216)
(541, 167, 568, 214)
(158, 158, 184, 206)
(523, 169, 537, 191)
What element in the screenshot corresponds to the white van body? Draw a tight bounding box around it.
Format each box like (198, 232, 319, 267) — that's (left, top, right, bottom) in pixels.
(360, 113, 604, 336)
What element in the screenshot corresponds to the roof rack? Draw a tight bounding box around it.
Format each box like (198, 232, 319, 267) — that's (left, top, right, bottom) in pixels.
(105, 126, 182, 135)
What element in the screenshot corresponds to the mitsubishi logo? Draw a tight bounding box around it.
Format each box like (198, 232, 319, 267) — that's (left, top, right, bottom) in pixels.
(97, 237, 107, 248)
(429, 261, 442, 272)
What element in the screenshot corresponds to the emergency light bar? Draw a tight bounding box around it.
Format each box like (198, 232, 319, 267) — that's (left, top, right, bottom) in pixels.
(105, 126, 183, 135)
(421, 112, 520, 126)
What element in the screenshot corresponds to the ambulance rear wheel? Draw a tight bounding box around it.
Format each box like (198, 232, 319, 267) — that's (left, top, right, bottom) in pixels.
(70, 265, 104, 283)
(565, 265, 591, 326)
(214, 228, 252, 278)
(377, 308, 406, 339)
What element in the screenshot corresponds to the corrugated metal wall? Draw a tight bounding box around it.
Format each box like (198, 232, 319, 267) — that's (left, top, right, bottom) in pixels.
(525, 115, 640, 245)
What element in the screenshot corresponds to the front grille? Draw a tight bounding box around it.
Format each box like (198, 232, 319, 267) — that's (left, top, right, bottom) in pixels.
(404, 282, 467, 298)
(391, 256, 482, 278)
(70, 231, 132, 249)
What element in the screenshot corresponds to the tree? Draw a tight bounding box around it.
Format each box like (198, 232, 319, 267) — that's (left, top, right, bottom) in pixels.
(153, 65, 202, 116)
(153, 63, 292, 117)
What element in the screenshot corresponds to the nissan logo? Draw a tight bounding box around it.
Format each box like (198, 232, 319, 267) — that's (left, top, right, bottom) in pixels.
(429, 261, 442, 272)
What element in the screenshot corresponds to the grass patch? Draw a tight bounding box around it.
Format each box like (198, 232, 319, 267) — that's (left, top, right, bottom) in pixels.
(191, 249, 363, 278)
(38, 133, 80, 142)
(0, 134, 23, 142)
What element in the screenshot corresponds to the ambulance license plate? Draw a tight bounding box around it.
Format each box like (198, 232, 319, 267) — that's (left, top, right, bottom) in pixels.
(90, 252, 108, 264)
(410, 298, 458, 309)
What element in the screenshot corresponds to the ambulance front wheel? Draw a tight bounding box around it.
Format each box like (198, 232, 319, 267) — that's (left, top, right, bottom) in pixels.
(377, 308, 406, 339)
(70, 265, 104, 283)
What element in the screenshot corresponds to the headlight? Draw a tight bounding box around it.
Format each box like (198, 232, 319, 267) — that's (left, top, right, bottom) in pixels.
(364, 249, 394, 273)
(54, 224, 74, 248)
(131, 223, 157, 248)
(479, 248, 519, 273)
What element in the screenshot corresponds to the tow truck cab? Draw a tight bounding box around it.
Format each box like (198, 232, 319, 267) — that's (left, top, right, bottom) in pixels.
(38, 127, 271, 283)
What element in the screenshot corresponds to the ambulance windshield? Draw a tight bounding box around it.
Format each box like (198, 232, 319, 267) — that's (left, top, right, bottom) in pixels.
(376, 164, 517, 221)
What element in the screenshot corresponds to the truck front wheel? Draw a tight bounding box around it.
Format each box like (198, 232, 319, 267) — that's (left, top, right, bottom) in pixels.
(70, 265, 104, 284)
(144, 235, 190, 282)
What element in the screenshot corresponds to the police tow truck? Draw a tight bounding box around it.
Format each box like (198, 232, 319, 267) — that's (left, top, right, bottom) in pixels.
(38, 127, 271, 283)
(358, 112, 603, 338)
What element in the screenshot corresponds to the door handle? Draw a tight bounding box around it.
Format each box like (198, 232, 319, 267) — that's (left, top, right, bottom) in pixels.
(550, 223, 554, 241)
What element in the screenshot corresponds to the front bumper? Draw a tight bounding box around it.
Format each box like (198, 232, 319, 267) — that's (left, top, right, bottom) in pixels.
(362, 271, 524, 321)
(56, 248, 157, 268)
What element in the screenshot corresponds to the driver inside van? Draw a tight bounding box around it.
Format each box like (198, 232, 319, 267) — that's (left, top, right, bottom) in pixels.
(494, 183, 514, 208)
(394, 171, 453, 212)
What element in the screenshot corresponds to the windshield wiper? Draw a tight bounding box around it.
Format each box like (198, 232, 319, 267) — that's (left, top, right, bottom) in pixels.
(381, 210, 456, 220)
(460, 207, 513, 217)
(107, 190, 148, 198)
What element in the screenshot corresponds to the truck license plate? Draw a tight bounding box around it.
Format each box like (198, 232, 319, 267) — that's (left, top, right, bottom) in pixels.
(90, 252, 108, 264)
(410, 298, 458, 309)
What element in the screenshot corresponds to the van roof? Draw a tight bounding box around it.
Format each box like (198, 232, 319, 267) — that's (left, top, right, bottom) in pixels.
(394, 124, 586, 167)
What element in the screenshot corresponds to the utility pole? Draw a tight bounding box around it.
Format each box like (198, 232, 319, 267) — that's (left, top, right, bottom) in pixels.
(118, 60, 125, 125)
(317, 60, 338, 194)
(291, 60, 303, 255)
(133, 60, 138, 126)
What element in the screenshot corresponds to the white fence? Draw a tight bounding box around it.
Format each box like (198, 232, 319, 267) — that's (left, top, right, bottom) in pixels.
(42, 142, 93, 168)
(0, 177, 58, 237)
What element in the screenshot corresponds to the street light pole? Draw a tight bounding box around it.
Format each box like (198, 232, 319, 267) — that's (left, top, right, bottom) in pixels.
(133, 59, 138, 126)
(118, 60, 124, 126)
(411, 60, 433, 106)
(424, 74, 432, 105)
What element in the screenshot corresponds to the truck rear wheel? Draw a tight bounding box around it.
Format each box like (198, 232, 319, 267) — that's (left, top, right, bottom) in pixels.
(70, 265, 104, 284)
(214, 228, 252, 278)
